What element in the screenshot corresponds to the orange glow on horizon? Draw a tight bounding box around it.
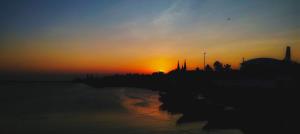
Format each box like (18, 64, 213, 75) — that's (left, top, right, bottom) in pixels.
(1, 38, 299, 74)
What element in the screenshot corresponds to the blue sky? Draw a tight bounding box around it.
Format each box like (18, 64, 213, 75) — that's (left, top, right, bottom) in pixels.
(0, 0, 299, 73)
(1, 0, 298, 37)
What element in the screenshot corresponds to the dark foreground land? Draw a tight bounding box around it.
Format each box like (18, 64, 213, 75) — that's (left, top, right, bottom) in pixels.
(74, 64, 300, 134)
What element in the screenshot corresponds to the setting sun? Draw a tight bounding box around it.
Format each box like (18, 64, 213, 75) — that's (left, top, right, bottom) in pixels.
(146, 58, 174, 73)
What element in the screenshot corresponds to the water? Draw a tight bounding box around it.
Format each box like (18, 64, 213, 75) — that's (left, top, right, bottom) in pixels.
(0, 83, 242, 134)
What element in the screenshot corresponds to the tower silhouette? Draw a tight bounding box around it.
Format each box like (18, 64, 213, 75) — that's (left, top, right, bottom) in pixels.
(183, 60, 187, 71)
(284, 46, 291, 62)
(177, 60, 181, 72)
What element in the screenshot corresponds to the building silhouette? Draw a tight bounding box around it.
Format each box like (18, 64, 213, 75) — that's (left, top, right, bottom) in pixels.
(175, 60, 187, 73)
(240, 46, 294, 73)
(284, 46, 291, 62)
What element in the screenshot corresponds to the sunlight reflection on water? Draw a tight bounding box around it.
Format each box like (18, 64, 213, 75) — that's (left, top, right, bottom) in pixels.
(0, 83, 242, 134)
(120, 89, 173, 121)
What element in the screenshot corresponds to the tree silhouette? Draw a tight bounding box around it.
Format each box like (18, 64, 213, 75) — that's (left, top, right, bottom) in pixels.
(205, 65, 213, 72)
(224, 64, 232, 72)
(213, 61, 224, 72)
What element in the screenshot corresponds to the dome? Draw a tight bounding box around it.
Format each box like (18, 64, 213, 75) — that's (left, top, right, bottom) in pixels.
(241, 58, 285, 73)
(242, 58, 283, 65)
(240, 46, 297, 75)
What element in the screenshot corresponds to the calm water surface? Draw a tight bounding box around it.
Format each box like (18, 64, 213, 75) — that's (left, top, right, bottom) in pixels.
(0, 83, 241, 134)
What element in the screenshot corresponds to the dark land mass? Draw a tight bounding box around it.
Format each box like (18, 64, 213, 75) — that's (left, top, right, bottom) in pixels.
(0, 80, 73, 83)
(74, 47, 300, 134)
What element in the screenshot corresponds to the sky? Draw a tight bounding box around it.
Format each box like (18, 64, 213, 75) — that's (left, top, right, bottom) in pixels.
(0, 0, 299, 74)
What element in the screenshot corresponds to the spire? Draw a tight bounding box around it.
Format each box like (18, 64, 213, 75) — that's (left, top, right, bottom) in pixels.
(177, 60, 180, 71)
(284, 46, 291, 62)
(183, 60, 187, 71)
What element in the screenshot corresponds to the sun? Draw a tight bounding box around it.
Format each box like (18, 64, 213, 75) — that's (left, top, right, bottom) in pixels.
(148, 58, 173, 73)
(157, 68, 166, 73)
(151, 65, 168, 73)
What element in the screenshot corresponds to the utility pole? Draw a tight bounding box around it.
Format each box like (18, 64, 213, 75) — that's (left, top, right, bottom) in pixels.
(204, 52, 206, 69)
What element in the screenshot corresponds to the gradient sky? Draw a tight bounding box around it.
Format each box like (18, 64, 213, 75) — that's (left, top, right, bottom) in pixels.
(0, 0, 299, 74)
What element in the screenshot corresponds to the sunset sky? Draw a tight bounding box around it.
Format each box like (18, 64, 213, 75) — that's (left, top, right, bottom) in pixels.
(0, 0, 299, 74)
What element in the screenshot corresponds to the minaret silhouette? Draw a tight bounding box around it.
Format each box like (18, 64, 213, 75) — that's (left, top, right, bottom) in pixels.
(284, 46, 291, 62)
